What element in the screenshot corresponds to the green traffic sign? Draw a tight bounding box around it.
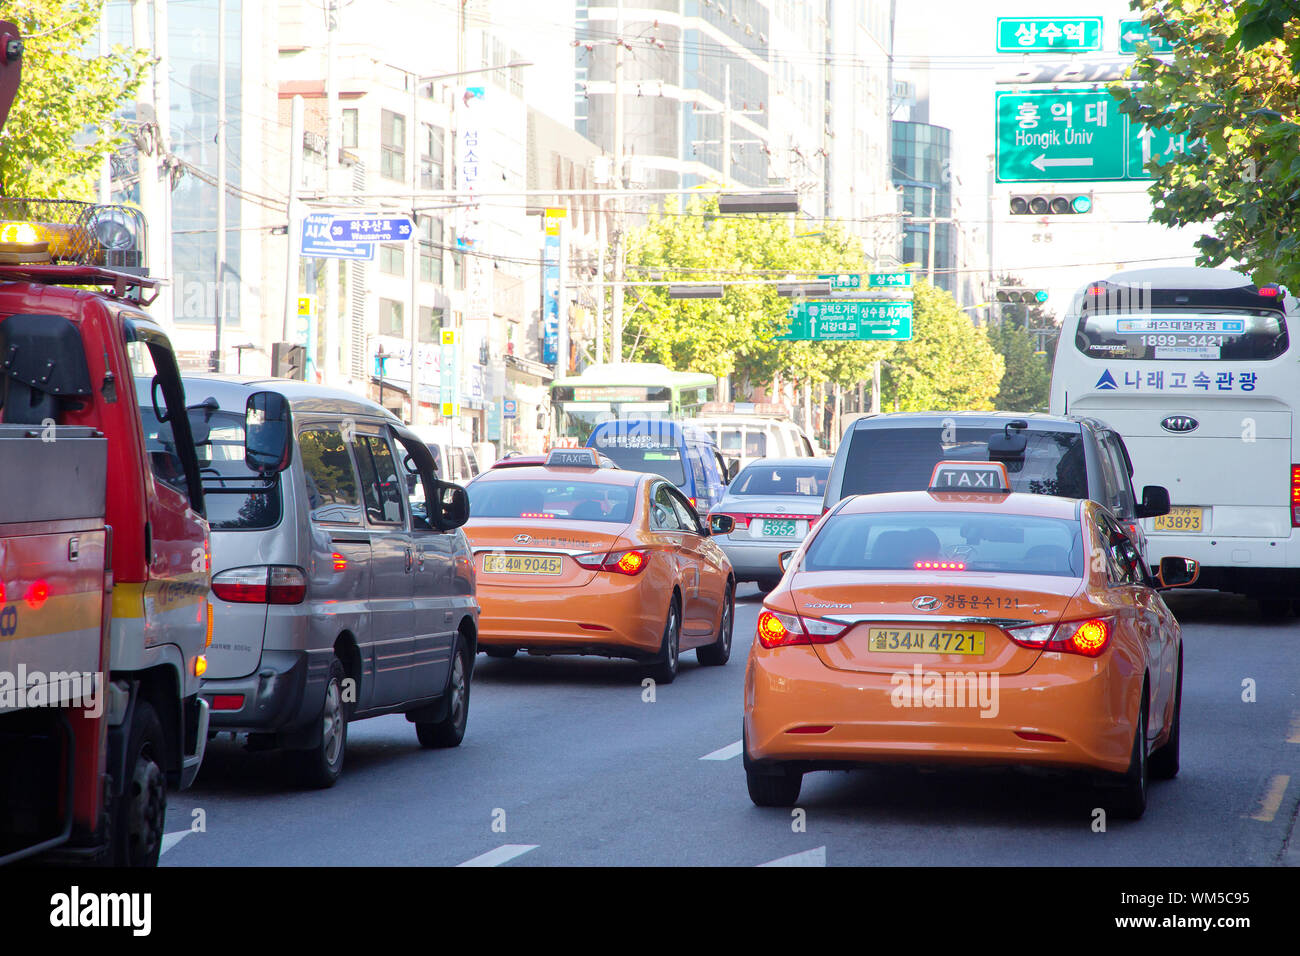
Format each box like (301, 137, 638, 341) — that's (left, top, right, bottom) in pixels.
(1127, 122, 1202, 179)
(995, 90, 1127, 183)
(1118, 19, 1176, 55)
(868, 271, 913, 288)
(777, 300, 913, 342)
(995, 17, 1103, 53)
(818, 273, 861, 290)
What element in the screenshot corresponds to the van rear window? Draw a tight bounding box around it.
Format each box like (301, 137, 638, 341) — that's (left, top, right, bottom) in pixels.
(593, 445, 686, 484)
(1075, 310, 1288, 361)
(842, 427, 1086, 499)
(467, 480, 635, 523)
(190, 410, 283, 530)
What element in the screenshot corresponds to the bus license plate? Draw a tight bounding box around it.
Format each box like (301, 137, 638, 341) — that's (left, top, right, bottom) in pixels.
(1153, 507, 1204, 533)
(482, 554, 563, 575)
(761, 519, 798, 537)
(868, 628, 985, 655)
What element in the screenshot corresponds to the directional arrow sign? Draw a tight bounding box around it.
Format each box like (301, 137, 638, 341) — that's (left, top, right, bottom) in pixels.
(776, 300, 913, 341)
(301, 213, 375, 260)
(329, 216, 415, 242)
(1126, 122, 1204, 179)
(995, 90, 1126, 183)
(1118, 19, 1176, 55)
(996, 17, 1103, 53)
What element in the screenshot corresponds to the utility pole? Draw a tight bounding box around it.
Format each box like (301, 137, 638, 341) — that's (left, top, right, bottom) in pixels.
(155, 0, 171, 326)
(609, 0, 625, 364)
(282, 95, 305, 341)
(593, 200, 605, 364)
(98, 6, 111, 204)
(721, 63, 731, 184)
(215, 0, 226, 370)
(409, 73, 420, 423)
(323, 0, 340, 384)
(130, 0, 162, 303)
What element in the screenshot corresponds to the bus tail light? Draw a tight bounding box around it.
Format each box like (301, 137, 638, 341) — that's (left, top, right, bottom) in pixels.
(1292, 466, 1300, 527)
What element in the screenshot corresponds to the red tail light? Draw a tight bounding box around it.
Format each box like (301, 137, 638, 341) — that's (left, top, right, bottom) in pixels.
(914, 560, 966, 571)
(756, 608, 848, 649)
(1006, 617, 1112, 657)
(24, 580, 49, 609)
(574, 549, 649, 575)
(1259, 284, 1281, 296)
(1292, 465, 1300, 527)
(520, 512, 555, 519)
(209, 694, 245, 711)
(0, 582, 6, 603)
(212, 566, 307, 605)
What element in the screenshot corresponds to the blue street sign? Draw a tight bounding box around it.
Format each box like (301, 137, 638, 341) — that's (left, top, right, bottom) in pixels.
(329, 216, 415, 242)
(301, 213, 375, 260)
(503, 398, 518, 419)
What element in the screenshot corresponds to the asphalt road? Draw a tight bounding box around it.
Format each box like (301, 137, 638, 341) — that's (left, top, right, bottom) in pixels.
(160, 586, 1300, 867)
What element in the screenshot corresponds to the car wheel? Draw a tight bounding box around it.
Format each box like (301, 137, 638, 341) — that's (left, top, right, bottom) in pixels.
(417, 640, 472, 748)
(1110, 693, 1149, 820)
(646, 597, 681, 685)
(1150, 656, 1182, 780)
(697, 582, 734, 666)
(291, 656, 348, 789)
(483, 647, 517, 659)
(746, 767, 803, 808)
(112, 701, 167, 866)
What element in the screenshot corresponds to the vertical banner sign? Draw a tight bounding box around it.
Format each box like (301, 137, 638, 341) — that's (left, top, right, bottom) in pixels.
(542, 208, 566, 365)
(456, 87, 487, 248)
(440, 328, 458, 417)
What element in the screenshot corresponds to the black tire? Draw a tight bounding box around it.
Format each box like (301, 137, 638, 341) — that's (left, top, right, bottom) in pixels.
(1110, 693, 1149, 820)
(483, 647, 517, 659)
(291, 656, 348, 789)
(417, 640, 472, 748)
(746, 767, 803, 808)
(697, 582, 734, 666)
(1150, 656, 1182, 780)
(112, 701, 167, 867)
(646, 597, 682, 685)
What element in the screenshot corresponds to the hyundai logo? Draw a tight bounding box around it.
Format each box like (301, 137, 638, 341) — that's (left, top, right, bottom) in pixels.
(514, 534, 532, 544)
(912, 595, 940, 611)
(1161, 415, 1199, 434)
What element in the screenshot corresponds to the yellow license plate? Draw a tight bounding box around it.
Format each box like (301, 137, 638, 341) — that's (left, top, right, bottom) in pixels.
(482, 553, 563, 575)
(868, 628, 985, 655)
(1153, 506, 1204, 533)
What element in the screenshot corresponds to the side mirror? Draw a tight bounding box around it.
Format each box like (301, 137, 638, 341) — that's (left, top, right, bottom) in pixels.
(245, 391, 293, 475)
(726, 458, 740, 481)
(709, 514, 735, 536)
(1155, 556, 1199, 589)
(1136, 485, 1171, 519)
(778, 550, 795, 573)
(435, 482, 470, 531)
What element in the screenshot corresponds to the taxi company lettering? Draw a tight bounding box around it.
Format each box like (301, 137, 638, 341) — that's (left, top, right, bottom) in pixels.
(1016, 126, 1096, 148)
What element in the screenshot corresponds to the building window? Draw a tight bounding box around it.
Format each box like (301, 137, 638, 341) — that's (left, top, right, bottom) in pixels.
(418, 306, 444, 343)
(341, 108, 358, 149)
(420, 123, 445, 190)
(379, 298, 404, 336)
(381, 109, 405, 181)
(380, 243, 405, 276)
(418, 215, 443, 283)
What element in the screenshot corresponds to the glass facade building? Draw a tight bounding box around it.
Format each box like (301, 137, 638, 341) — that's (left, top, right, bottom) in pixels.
(892, 120, 956, 294)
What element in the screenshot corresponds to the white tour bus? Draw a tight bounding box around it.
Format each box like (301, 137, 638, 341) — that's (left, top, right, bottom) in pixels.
(1050, 266, 1300, 614)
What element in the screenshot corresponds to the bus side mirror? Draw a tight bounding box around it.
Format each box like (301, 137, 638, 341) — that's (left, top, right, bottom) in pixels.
(245, 391, 293, 475)
(1155, 556, 1198, 589)
(1136, 485, 1171, 519)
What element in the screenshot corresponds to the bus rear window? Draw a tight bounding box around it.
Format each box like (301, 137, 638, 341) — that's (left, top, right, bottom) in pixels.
(1075, 310, 1288, 361)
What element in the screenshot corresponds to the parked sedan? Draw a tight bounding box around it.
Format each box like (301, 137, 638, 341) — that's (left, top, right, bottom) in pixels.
(708, 458, 832, 591)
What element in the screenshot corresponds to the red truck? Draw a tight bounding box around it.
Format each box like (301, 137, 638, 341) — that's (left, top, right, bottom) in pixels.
(0, 25, 291, 865)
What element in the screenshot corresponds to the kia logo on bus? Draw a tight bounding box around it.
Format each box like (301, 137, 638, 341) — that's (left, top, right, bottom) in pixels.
(1161, 416, 1199, 434)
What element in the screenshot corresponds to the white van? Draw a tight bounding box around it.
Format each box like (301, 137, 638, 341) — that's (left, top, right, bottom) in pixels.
(1049, 266, 1300, 614)
(695, 416, 817, 471)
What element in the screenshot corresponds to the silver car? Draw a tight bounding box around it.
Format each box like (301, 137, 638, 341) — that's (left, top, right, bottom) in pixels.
(158, 376, 479, 788)
(707, 457, 832, 590)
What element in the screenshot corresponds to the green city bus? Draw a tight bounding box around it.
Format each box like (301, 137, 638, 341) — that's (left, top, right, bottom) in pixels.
(549, 363, 717, 444)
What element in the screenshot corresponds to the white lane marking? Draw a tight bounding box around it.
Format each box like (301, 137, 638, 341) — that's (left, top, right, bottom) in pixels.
(160, 831, 192, 857)
(456, 844, 539, 867)
(759, 846, 826, 867)
(1250, 775, 1290, 823)
(700, 740, 743, 761)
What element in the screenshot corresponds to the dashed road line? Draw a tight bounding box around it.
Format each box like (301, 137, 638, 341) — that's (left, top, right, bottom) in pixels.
(456, 844, 539, 867)
(1250, 774, 1290, 823)
(759, 846, 826, 867)
(1286, 713, 1300, 744)
(700, 740, 743, 761)
(160, 831, 192, 857)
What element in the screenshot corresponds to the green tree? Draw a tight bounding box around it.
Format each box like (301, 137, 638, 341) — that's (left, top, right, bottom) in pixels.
(881, 281, 1004, 412)
(0, 1, 146, 199)
(1112, 1, 1300, 286)
(988, 319, 1050, 412)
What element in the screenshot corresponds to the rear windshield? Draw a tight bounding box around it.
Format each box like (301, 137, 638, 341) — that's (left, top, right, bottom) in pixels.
(591, 445, 686, 484)
(467, 479, 636, 523)
(843, 426, 1086, 499)
(189, 409, 283, 530)
(1075, 310, 1288, 361)
(731, 463, 829, 496)
(804, 511, 1084, 577)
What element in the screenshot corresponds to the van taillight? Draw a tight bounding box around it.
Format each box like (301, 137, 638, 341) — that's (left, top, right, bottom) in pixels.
(212, 566, 307, 605)
(1292, 466, 1300, 527)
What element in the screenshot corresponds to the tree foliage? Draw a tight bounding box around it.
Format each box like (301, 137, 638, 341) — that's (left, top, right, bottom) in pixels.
(1112, 0, 1300, 286)
(988, 319, 1050, 412)
(0, 0, 146, 199)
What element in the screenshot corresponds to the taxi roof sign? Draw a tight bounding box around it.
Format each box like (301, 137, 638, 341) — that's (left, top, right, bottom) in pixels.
(928, 461, 1011, 494)
(546, 447, 601, 468)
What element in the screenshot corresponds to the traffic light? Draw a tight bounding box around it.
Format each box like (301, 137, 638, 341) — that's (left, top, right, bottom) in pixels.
(1008, 193, 1093, 215)
(996, 288, 1048, 304)
(271, 342, 306, 380)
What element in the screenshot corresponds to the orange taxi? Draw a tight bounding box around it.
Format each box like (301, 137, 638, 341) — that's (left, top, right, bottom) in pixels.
(743, 460, 1198, 818)
(464, 448, 736, 682)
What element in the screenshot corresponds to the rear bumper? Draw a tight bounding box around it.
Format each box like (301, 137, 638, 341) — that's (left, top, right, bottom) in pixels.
(477, 579, 665, 657)
(744, 644, 1137, 776)
(201, 649, 329, 734)
(716, 536, 804, 580)
(1145, 530, 1300, 593)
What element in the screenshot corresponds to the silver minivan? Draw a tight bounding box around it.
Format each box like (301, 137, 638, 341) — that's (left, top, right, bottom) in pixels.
(157, 376, 479, 788)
